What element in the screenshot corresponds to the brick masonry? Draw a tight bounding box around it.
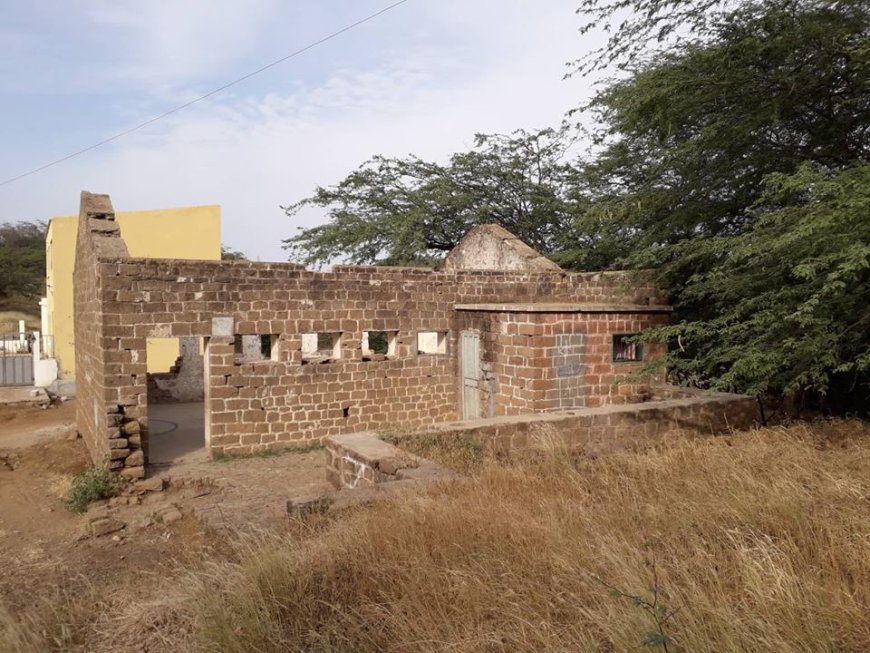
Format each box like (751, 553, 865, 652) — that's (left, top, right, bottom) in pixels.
(457, 310, 670, 417)
(73, 192, 146, 478)
(74, 193, 683, 466)
(325, 386, 757, 490)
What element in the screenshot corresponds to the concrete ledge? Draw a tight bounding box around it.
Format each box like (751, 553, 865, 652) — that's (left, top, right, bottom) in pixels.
(325, 432, 457, 490)
(455, 302, 672, 313)
(391, 387, 758, 458)
(0, 386, 50, 407)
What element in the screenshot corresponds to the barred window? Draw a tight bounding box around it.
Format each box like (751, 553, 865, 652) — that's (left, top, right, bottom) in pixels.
(612, 334, 643, 362)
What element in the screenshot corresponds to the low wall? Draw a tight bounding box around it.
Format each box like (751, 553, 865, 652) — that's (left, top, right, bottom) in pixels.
(325, 387, 757, 491)
(325, 432, 458, 490)
(391, 386, 757, 459)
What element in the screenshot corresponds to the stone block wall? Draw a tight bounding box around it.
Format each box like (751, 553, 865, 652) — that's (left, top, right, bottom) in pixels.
(205, 334, 457, 455)
(73, 192, 146, 478)
(81, 258, 666, 457)
(73, 191, 673, 464)
(324, 433, 419, 489)
(325, 432, 458, 490)
(73, 195, 106, 465)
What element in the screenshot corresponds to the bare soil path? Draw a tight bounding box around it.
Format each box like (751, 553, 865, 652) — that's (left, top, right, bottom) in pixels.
(0, 401, 330, 623)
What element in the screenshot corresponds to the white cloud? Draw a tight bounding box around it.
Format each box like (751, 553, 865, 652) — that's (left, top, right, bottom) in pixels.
(82, 0, 286, 90)
(1, 0, 605, 262)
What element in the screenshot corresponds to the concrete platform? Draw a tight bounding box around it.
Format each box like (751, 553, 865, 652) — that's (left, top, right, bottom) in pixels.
(0, 386, 49, 407)
(148, 402, 207, 466)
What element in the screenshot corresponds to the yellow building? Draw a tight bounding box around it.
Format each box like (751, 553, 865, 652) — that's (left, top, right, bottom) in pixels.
(45, 205, 221, 378)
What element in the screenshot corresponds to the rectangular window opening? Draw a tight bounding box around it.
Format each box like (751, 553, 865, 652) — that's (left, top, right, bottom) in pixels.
(417, 331, 448, 355)
(362, 330, 397, 361)
(234, 334, 279, 364)
(302, 332, 342, 364)
(613, 334, 643, 362)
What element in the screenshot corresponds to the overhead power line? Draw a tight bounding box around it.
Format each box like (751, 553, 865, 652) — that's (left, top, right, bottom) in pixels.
(0, 0, 412, 188)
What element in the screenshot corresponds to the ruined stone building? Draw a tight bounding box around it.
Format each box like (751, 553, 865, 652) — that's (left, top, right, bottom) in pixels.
(74, 192, 675, 479)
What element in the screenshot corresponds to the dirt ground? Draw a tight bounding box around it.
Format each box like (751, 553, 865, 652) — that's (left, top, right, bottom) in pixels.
(0, 400, 330, 620)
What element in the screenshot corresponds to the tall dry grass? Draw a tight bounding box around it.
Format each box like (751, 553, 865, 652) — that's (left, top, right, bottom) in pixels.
(5, 421, 870, 652)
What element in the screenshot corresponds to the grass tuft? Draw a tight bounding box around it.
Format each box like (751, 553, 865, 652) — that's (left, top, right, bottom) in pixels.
(64, 464, 116, 513)
(384, 432, 485, 474)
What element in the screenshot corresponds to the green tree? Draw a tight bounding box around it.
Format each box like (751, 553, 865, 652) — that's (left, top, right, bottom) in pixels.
(658, 164, 870, 409)
(283, 127, 587, 267)
(221, 245, 247, 261)
(573, 0, 846, 73)
(578, 0, 870, 406)
(0, 221, 45, 305)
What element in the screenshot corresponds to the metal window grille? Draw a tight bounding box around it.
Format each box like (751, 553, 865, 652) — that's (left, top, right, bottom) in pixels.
(613, 334, 643, 362)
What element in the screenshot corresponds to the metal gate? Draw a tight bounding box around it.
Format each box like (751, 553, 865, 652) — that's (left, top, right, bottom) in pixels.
(0, 333, 34, 385)
(460, 330, 481, 419)
(0, 355, 33, 385)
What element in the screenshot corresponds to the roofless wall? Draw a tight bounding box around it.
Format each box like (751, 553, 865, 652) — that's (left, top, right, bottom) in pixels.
(74, 191, 670, 474)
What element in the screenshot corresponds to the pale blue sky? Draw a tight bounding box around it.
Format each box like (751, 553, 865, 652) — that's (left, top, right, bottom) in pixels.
(0, 1, 604, 261)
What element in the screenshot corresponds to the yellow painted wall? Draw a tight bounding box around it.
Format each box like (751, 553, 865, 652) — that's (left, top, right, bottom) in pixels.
(46, 205, 221, 377)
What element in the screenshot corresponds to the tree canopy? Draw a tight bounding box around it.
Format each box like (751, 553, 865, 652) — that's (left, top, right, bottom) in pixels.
(572, 0, 851, 73)
(283, 127, 585, 268)
(581, 0, 869, 264)
(658, 163, 870, 408)
(283, 0, 870, 409)
(221, 245, 248, 261)
(576, 0, 869, 407)
(0, 221, 45, 307)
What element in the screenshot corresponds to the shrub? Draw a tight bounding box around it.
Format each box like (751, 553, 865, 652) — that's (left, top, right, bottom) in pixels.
(64, 464, 116, 513)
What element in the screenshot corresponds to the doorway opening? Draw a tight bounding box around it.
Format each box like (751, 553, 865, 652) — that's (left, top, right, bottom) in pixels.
(145, 336, 207, 466)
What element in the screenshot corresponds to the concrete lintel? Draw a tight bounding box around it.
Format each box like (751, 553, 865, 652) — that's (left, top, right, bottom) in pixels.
(454, 302, 673, 313)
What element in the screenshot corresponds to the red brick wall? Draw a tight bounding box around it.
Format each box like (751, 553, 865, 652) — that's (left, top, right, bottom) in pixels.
(456, 310, 669, 418)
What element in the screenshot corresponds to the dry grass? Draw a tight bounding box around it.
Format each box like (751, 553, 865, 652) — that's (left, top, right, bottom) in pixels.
(4, 421, 869, 652)
(384, 430, 487, 474)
